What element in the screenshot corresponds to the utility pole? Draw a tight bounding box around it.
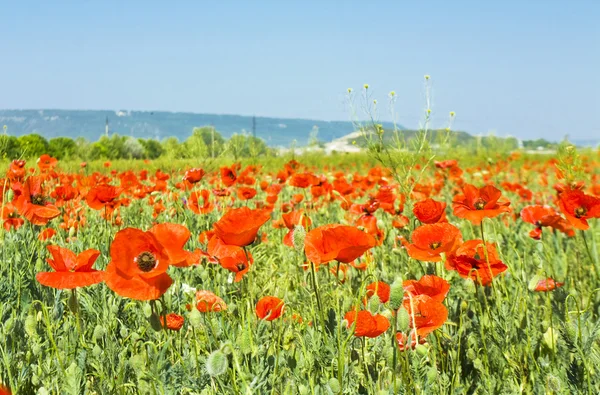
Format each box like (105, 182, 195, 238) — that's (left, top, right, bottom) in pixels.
(252, 115, 256, 138)
(105, 116, 109, 137)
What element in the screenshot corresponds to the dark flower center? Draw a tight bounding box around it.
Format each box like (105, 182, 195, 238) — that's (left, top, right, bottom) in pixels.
(236, 263, 246, 271)
(474, 199, 486, 210)
(31, 194, 46, 205)
(574, 207, 587, 218)
(429, 241, 442, 250)
(135, 251, 157, 272)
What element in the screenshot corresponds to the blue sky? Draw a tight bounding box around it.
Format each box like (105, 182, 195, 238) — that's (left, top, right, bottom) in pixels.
(1, 1, 598, 140)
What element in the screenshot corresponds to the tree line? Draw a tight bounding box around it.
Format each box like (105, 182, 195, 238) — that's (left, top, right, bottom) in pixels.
(0, 126, 272, 161)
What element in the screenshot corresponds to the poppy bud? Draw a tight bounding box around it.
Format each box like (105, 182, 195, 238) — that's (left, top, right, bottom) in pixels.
(396, 307, 410, 332)
(189, 308, 202, 328)
(328, 378, 341, 394)
(298, 385, 310, 395)
(292, 225, 306, 251)
(239, 328, 253, 355)
(543, 327, 557, 352)
(69, 226, 76, 238)
(143, 304, 153, 318)
(415, 343, 429, 356)
(25, 314, 38, 339)
(93, 325, 106, 342)
(368, 295, 381, 312)
(6, 189, 13, 201)
(206, 349, 228, 377)
(389, 279, 404, 310)
(93, 344, 102, 357)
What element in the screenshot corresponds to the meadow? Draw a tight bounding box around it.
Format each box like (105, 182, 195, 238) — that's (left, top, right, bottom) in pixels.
(0, 141, 599, 394)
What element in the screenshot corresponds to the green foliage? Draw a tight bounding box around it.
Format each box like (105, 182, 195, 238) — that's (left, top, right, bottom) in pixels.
(0, 134, 22, 160)
(48, 137, 77, 160)
(17, 133, 49, 158)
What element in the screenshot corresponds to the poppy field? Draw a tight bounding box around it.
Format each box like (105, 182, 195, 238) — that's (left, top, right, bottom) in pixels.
(1, 146, 600, 394)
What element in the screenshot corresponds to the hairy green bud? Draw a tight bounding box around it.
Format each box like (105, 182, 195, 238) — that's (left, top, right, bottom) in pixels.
(389, 279, 404, 310)
(206, 349, 228, 377)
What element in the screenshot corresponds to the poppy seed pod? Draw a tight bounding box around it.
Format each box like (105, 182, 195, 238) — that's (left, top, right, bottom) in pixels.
(389, 279, 404, 310)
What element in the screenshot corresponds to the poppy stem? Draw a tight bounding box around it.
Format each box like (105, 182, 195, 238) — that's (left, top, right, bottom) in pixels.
(310, 261, 326, 332)
(391, 310, 398, 392)
(580, 230, 597, 274)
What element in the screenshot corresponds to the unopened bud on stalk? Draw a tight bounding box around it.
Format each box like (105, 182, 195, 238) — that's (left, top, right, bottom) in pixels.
(389, 279, 404, 310)
(292, 225, 306, 251)
(397, 307, 410, 332)
(206, 349, 228, 377)
(368, 295, 381, 312)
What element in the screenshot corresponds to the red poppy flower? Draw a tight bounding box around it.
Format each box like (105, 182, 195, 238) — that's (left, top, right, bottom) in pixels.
(148, 223, 199, 267)
(195, 290, 227, 312)
(434, 159, 458, 169)
(7, 159, 26, 181)
(255, 296, 285, 321)
(183, 168, 206, 184)
(281, 210, 312, 247)
(38, 228, 56, 241)
(520, 205, 574, 239)
(187, 189, 214, 215)
(86, 184, 123, 210)
(237, 187, 257, 200)
(304, 224, 376, 266)
(413, 198, 447, 224)
(213, 207, 271, 247)
(404, 294, 448, 337)
(365, 281, 390, 304)
(1, 203, 24, 231)
(0, 384, 11, 395)
(557, 189, 600, 230)
(446, 240, 507, 286)
(37, 154, 58, 172)
(221, 166, 237, 187)
(207, 236, 253, 282)
(401, 223, 462, 262)
(289, 172, 318, 188)
(13, 176, 61, 225)
(452, 184, 511, 224)
(344, 310, 390, 338)
(533, 278, 564, 292)
(162, 313, 184, 331)
(36, 245, 103, 289)
(104, 228, 173, 300)
(403, 275, 450, 304)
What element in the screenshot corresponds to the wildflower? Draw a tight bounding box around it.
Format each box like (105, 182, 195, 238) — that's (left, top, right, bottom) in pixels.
(36, 245, 103, 289)
(446, 240, 507, 286)
(213, 207, 271, 247)
(413, 198, 447, 224)
(401, 223, 462, 262)
(452, 184, 511, 224)
(344, 309, 390, 338)
(304, 224, 376, 266)
(403, 275, 450, 303)
(85, 184, 123, 210)
(187, 189, 214, 214)
(533, 278, 564, 292)
(365, 281, 391, 304)
(195, 290, 227, 312)
(557, 189, 600, 230)
(104, 228, 173, 300)
(162, 313, 184, 331)
(256, 296, 284, 321)
(13, 176, 61, 225)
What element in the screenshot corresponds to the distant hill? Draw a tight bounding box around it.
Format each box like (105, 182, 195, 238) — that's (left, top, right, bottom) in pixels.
(0, 109, 400, 147)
